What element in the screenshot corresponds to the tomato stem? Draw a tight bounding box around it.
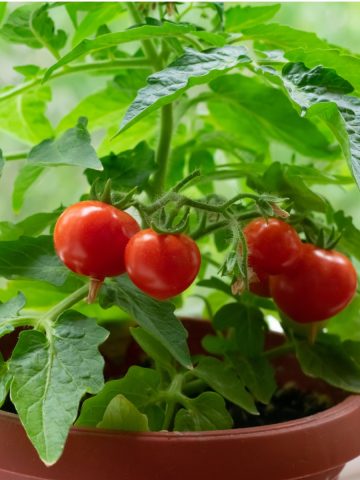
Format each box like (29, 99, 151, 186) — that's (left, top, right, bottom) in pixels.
(87, 278, 104, 304)
(264, 342, 294, 359)
(40, 284, 89, 325)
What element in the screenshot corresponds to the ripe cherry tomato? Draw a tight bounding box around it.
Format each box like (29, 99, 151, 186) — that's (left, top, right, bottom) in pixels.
(125, 229, 201, 300)
(243, 218, 302, 275)
(270, 243, 357, 323)
(54, 201, 140, 280)
(249, 269, 271, 297)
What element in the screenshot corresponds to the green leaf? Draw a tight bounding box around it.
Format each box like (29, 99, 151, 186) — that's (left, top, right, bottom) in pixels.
(0, 149, 4, 176)
(12, 165, 45, 212)
(286, 49, 360, 95)
(198, 276, 233, 297)
(193, 356, 258, 414)
(100, 276, 192, 369)
(28, 117, 103, 171)
(0, 236, 69, 286)
(0, 210, 61, 242)
(231, 355, 276, 404)
(0, 353, 11, 407)
(0, 86, 53, 144)
(85, 142, 156, 192)
(0, 4, 41, 48)
(30, 5, 66, 54)
(130, 327, 174, 373)
(0, 292, 26, 338)
(333, 210, 360, 262)
(44, 22, 196, 81)
(243, 23, 331, 51)
(0, 3, 7, 25)
(120, 46, 251, 133)
(97, 394, 149, 432)
(281, 62, 360, 188)
(10, 311, 108, 465)
(13, 64, 42, 78)
(294, 337, 360, 393)
(213, 303, 265, 357)
(210, 74, 334, 159)
(327, 294, 360, 342)
(72, 3, 125, 47)
(174, 392, 233, 431)
(76, 366, 161, 427)
(225, 4, 281, 32)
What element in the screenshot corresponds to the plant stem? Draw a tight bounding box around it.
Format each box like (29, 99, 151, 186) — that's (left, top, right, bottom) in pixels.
(162, 373, 184, 430)
(0, 58, 150, 104)
(182, 378, 207, 396)
(264, 342, 294, 360)
(40, 284, 89, 325)
(4, 152, 29, 161)
(150, 103, 174, 197)
(192, 210, 259, 240)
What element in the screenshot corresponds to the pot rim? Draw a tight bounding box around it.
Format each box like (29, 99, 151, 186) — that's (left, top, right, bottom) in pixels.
(1, 393, 359, 439)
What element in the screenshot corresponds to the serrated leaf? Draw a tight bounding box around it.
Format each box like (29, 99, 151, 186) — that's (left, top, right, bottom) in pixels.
(85, 142, 156, 192)
(294, 337, 360, 393)
(0, 4, 41, 48)
(193, 356, 258, 414)
(12, 165, 45, 212)
(0, 292, 26, 338)
(10, 311, 108, 465)
(28, 117, 103, 171)
(30, 5, 66, 54)
(0, 86, 53, 144)
(76, 366, 161, 427)
(0, 236, 69, 286)
(97, 394, 149, 432)
(120, 46, 250, 133)
(0, 353, 11, 407)
(225, 4, 281, 32)
(72, 3, 125, 47)
(174, 392, 233, 431)
(100, 276, 192, 369)
(210, 74, 334, 159)
(44, 23, 196, 81)
(281, 62, 360, 188)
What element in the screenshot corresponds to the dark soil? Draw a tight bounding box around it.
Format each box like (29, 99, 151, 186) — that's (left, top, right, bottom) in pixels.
(228, 382, 334, 428)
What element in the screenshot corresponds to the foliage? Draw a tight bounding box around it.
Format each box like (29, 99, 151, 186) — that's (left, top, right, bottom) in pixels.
(0, 1, 360, 467)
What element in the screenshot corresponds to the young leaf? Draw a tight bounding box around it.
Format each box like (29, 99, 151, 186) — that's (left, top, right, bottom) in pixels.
(294, 337, 360, 393)
(72, 3, 126, 47)
(44, 22, 196, 80)
(210, 74, 334, 158)
(193, 356, 258, 414)
(0, 353, 11, 407)
(10, 311, 108, 465)
(28, 117, 103, 171)
(85, 142, 156, 192)
(30, 5, 67, 55)
(225, 4, 281, 32)
(130, 327, 174, 373)
(0, 4, 41, 48)
(281, 62, 360, 188)
(97, 394, 149, 432)
(119, 46, 250, 133)
(0, 236, 69, 286)
(100, 276, 192, 369)
(0, 293, 26, 338)
(174, 392, 233, 431)
(12, 165, 45, 212)
(0, 86, 53, 145)
(76, 366, 161, 427)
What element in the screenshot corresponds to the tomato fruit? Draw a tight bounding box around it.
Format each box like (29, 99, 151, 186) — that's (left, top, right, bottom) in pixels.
(249, 269, 271, 297)
(54, 201, 140, 280)
(243, 217, 302, 275)
(270, 243, 357, 323)
(125, 229, 201, 300)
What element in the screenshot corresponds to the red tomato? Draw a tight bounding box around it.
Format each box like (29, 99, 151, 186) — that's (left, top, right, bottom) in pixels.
(54, 201, 140, 280)
(125, 229, 201, 300)
(270, 243, 357, 323)
(243, 218, 302, 275)
(249, 269, 271, 297)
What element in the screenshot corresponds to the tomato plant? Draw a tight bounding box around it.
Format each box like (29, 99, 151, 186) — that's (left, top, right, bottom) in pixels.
(271, 244, 357, 323)
(0, 1, 360, 469)
(125, 229, 201, 300)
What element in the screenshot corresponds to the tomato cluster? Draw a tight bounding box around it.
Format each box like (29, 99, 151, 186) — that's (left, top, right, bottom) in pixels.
(244, 218, 357, 324)
(54, 201, 201, 301)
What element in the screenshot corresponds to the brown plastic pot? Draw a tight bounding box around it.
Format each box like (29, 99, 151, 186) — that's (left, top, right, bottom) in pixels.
(0, 319, 359, 480)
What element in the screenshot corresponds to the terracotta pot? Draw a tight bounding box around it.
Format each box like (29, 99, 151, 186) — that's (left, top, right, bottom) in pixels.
(0, 319, 359, 480)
